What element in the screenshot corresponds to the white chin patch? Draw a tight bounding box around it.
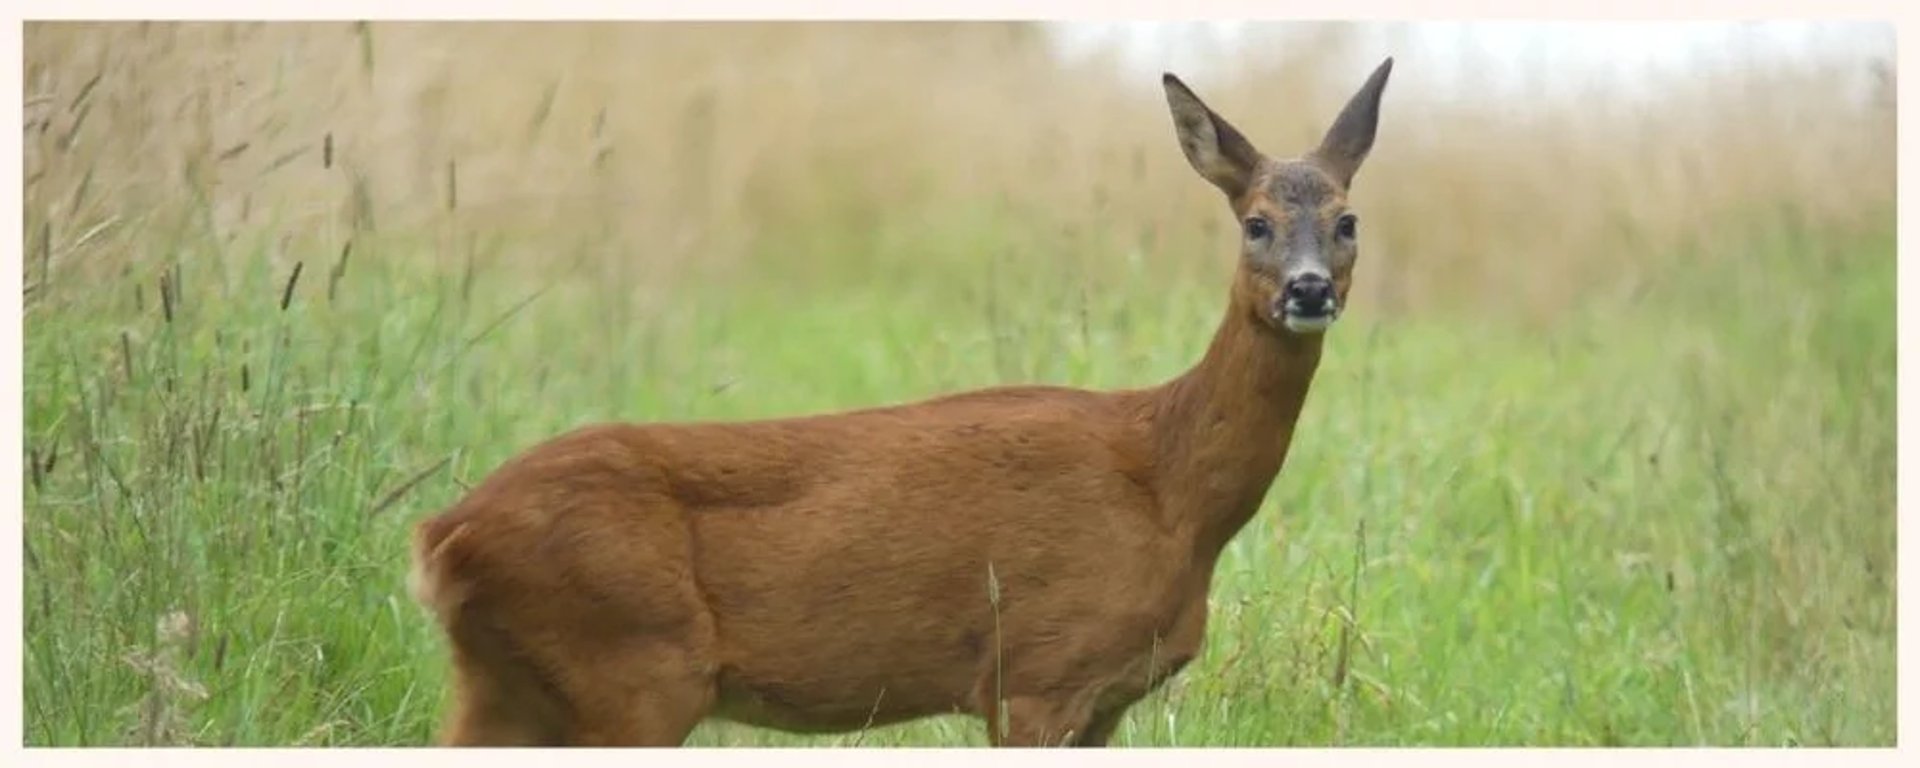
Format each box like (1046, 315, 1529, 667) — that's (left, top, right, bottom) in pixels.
(1282, 313, 1336, 334)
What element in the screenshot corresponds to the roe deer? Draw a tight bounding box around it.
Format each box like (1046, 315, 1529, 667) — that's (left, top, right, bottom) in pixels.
(409, 58, 1394, 747)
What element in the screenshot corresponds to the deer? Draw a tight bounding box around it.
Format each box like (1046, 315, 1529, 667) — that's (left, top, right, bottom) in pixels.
(408, 58, 1394, 747)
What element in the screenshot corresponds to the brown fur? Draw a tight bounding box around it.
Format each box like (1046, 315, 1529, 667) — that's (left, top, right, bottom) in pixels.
(409, 59, 1394, 747)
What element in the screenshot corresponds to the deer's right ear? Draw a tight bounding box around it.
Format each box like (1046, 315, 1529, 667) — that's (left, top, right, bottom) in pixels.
(1163, 73, 1262, 200)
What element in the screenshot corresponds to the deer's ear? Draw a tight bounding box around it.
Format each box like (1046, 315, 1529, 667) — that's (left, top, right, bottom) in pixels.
(1311, 57, 1394, 188)
(1163, 73, 1263, 200)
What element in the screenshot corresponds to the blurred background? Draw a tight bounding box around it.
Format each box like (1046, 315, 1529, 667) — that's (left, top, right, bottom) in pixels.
(21, 21, 1897, 747)
(23, 21, 1894, 321)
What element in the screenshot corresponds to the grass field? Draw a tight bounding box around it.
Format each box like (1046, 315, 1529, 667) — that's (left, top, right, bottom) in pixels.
(20, 22, 1896, 747)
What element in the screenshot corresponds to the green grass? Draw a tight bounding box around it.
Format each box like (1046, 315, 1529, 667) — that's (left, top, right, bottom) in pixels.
(21, 206, 1895, 747)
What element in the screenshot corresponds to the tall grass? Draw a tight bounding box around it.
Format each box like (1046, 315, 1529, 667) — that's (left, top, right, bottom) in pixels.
(21, 21, 1895, 746)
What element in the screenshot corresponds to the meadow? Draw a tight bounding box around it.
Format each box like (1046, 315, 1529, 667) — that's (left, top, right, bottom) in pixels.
(20, 22, 1896, 746)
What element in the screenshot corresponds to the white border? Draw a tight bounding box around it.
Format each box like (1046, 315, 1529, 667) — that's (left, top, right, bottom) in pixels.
(10, 1, 1915, 21)
(6, 3, 1913, 767)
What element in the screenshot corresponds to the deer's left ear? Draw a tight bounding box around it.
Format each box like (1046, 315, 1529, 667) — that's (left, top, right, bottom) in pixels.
(1164, 73, 1265, 201)
(1310, 57, 1394, 188)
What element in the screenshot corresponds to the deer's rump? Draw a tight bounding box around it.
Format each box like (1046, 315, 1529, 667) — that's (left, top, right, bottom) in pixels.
(411, 385, 1183, 733)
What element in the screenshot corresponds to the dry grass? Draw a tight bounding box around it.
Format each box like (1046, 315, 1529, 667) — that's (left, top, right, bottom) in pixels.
(25, 22, 1893, 317)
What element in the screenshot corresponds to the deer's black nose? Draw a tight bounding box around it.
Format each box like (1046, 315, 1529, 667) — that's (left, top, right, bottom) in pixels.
(1285, 275, 1335, 315)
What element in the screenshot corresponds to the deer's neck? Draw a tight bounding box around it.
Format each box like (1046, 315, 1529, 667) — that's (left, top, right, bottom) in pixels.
(1149, 296, 1323, 559)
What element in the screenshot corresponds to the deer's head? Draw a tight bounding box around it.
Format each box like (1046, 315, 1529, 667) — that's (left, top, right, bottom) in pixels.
(1163, 58, 1393, 336)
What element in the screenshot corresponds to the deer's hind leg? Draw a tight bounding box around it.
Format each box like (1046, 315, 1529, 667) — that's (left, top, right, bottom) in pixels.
(437, 608, 718, 747)
(431, 488, 722, 746)
(550, 639, 718, 746)
(437, 610, 568, 746)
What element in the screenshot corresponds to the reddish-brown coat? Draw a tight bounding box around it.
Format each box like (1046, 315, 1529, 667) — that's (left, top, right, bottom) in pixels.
(410, 59, 1393, 747)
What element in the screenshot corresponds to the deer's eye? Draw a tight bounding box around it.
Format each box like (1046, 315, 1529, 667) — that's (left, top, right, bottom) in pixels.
(1244, 217, 1272, 241)
(1335, 214, 1359, 240)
